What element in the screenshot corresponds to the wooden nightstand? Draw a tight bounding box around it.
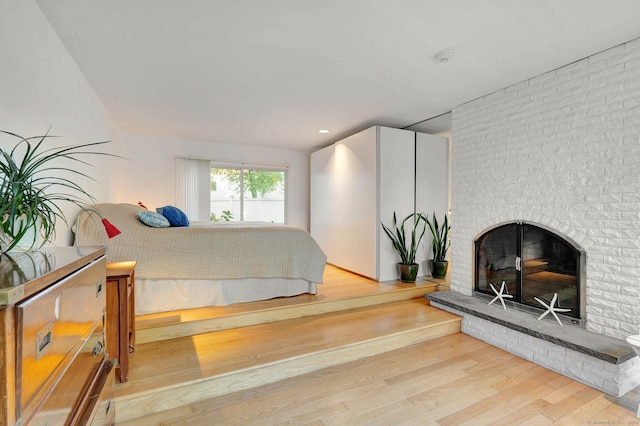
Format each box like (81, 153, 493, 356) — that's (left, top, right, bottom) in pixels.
(106, 260, 136, 383)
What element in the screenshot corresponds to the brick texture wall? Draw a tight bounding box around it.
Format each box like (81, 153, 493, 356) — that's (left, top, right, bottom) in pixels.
(450, 38, 640, 339)
(432, 303, 640, 397)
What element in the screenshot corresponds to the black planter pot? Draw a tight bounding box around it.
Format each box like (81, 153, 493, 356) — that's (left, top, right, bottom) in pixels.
(398, 263, 419, 283)
(430, 260, 449, 278)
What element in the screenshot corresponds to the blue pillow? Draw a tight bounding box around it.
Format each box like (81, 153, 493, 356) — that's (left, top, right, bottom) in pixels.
(137, 211, 170, 228)
(156, 205, 189, 227)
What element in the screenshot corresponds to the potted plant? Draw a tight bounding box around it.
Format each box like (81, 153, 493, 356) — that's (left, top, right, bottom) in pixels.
(426, 212, 451, 278)
(0, 129, 111, 253)
(381, 212, 427, 282)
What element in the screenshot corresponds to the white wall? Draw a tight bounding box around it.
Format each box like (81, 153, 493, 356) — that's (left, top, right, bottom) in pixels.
(450, 38, 640, 340)
(0, 0, 117, 246)
(112, 132, 311, 229)
(0, 1, 311, 236)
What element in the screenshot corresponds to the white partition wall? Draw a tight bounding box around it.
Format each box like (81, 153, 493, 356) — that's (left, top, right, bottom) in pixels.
(416, 132, 450, 265)
(310, 126, 449, 281)
(332, 127, 378, 278)
(377, 127, 418, 281)
(309, 143, 335, 264)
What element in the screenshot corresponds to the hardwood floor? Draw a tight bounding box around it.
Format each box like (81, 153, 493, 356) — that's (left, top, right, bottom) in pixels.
(136, 264, 441, 327)
(134, 265, 443, 344)
(117, 265, 640, 425)
(116, 299, 460, 421)
(119, 333, 640, 425)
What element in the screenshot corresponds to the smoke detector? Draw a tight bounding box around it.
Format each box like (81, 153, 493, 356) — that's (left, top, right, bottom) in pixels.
(435, 49, 455, 63)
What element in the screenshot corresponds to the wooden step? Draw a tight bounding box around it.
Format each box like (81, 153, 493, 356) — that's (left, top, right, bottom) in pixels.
(135, 282, 438, 344)
(115, 299, 461, 423)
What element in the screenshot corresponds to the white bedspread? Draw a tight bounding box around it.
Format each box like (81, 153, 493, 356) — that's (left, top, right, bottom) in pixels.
(76, 203, 326, 283)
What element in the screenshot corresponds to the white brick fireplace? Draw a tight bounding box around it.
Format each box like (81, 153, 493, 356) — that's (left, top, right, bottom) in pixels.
(433, 37, 640, 397)
(450, 37, 640, 341)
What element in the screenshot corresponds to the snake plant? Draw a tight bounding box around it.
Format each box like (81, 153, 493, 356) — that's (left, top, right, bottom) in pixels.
(381, 212, 427, 265)
(426, 212, 451, 262)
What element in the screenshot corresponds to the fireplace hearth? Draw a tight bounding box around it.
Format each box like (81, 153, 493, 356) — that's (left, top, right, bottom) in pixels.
(425, 290, 640, 397)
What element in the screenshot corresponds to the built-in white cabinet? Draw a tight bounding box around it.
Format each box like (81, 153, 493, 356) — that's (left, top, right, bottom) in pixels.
(310, 126, 449, 281)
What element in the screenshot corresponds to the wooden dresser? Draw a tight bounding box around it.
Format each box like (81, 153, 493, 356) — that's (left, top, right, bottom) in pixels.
(0, 246, 115, 426)
(106, 261, 136, 383)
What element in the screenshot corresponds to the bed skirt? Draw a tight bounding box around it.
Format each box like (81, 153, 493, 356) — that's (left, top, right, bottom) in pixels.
(135, 278, 318, 315)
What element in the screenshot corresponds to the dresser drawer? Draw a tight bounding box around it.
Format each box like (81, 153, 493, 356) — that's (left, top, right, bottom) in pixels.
(78, 359, 116, 426)
(15, 257, 106, 419)
(25, 320, 106, 425)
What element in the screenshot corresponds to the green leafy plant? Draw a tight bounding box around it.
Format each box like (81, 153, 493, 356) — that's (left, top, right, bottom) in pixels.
(210, 210, 234, 222)
(381, 212, 427, 265)
(426, 212, 451, 262)
(211, 168, 284, 198)
(0, 129, 112, 252)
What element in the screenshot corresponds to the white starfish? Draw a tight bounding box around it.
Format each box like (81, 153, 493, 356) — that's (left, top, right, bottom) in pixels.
(488, 281, 513, 310)
(534, 293, 571, 326)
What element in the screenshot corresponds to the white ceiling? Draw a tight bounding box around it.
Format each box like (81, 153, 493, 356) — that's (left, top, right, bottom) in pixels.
(35, 0, 640, 151)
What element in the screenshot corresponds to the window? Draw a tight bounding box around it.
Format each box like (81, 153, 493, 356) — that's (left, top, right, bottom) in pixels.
(210, 166, 286, 223)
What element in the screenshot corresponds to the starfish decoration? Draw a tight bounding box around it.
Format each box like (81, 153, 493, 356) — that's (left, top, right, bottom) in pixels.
(488, 281, 513, 310)
(534, 293, 571, 326)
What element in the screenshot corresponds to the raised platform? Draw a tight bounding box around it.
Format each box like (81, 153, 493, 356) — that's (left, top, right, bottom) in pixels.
(115, 268, 455, 424)
(135, 278, 439, 344)
(115, 299, 461, 424)
(425, 291, 640, 397)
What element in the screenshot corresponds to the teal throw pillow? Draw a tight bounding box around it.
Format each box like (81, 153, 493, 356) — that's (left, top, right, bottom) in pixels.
(137, 211, 170, 228)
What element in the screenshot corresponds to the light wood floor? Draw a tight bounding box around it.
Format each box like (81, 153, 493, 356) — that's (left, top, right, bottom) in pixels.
(134, 265, 443, 344)
(119, 266, 640, 425)
(120, 332, 640, 425)
(136, 265, 444, 329)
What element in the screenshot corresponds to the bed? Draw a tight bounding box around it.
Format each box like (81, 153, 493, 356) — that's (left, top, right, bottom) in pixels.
(75, 203, 327, 315)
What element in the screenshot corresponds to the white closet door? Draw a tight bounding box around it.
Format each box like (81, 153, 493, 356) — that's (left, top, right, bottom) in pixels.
(416, 133, 450, 262)
(310, 144, 335, 263)
(333, 127, 378, 278)
(311, 126, 450, 282)
(378, 127, 417, 281)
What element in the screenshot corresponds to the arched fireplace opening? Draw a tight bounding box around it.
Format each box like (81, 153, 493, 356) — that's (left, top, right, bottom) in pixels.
(474, 222, 586, 324)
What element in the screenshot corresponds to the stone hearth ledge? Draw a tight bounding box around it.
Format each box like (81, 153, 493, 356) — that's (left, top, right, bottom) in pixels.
(425, 291, 640, 397)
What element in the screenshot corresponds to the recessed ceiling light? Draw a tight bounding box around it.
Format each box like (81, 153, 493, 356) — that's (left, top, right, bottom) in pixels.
(318, 129, 330, 134)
